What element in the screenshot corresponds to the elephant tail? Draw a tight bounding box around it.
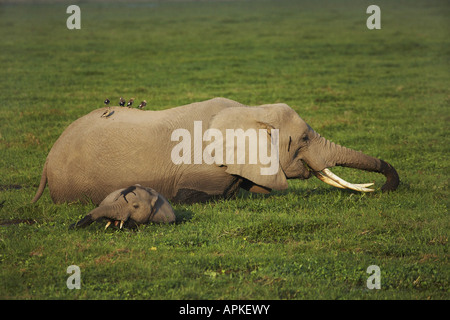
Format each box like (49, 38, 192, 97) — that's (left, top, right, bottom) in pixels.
(31, 159, 48, 203)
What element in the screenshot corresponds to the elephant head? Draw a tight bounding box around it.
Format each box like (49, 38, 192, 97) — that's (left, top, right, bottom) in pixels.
(69, 185, 176, 229)
(209, 103, 399, 193)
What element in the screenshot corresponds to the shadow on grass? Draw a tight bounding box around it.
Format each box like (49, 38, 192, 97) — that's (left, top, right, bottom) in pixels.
(0, 218, 37, 226)
(174, 207, 195, 224)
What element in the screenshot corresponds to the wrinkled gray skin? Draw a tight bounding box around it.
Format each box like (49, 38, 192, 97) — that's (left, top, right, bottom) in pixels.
(32, 98, 399, 205)
(69, 185, 176, 229)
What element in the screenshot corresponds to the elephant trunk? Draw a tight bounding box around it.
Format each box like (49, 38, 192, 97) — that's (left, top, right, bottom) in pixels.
(69, 203, 124, 229)
(305, 133, 399, 192)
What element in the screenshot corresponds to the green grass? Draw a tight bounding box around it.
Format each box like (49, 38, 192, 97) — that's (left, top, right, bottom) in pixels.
(0, 0, 448, 300)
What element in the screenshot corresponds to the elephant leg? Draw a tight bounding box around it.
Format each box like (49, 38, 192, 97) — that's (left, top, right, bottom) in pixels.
(173, 170, 243, 204)
(240, 178, 272, 194)
(173, 188, 213, 204)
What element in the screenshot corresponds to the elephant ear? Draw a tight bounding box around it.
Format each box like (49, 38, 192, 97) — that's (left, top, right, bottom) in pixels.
(208, 106, 288, 191)
(138, 186, 159, 208)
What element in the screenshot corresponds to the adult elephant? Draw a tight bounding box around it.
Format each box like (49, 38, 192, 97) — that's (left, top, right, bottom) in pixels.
(31, 98, 399, 205)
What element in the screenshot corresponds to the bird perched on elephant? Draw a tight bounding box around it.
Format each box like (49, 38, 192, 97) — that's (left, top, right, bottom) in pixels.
(69, 185, 176, 229)
(32, 97, 399, 205)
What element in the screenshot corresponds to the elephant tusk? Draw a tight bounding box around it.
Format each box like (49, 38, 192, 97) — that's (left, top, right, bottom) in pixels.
(105, 220, 125, 230)
(315, 171, 374, 189)
(322, 168, 374, 191)
(314, 171, 346, 189)
(315, 168, 375, 192)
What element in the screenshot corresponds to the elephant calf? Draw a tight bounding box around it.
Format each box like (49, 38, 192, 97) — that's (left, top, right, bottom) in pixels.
(69, 185, 176, 229)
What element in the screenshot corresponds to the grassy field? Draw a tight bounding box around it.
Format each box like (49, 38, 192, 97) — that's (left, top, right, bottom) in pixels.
(0, 0, 448, 300)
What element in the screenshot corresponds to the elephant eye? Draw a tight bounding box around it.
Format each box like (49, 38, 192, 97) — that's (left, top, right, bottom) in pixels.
(133, 204, 140, 209)
(302, 135, 309, 142)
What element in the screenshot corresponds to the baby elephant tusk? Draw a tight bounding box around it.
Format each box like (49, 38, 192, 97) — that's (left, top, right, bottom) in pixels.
(104, 220, 126, 230)
(105, 220, 125, 230)
(314, 168, 375, 192)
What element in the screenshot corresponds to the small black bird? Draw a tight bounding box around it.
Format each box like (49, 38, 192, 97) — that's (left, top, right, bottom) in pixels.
(127, 98, 135, 108)
(119, 97, 126, 107)
(138, 100, 147, 109)
(104, 98, 110, 106)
